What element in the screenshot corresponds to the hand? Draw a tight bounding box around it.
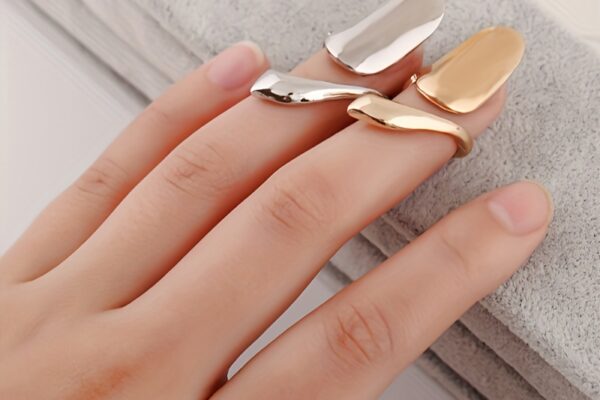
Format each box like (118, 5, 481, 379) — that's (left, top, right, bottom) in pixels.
(0, 42, 551, 399)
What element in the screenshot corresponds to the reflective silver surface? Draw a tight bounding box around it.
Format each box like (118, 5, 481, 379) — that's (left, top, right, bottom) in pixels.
(250, 70, 384, 105)
(325, 0, 445, 75)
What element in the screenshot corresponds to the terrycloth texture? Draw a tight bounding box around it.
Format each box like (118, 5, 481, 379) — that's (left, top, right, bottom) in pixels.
(414, 352, 483, 400)
(30, 0, 600, 398)
(462, 304, 587, 399)
(433, 322, 542, 400)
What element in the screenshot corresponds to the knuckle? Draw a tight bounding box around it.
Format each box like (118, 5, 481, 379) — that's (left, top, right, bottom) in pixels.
(74, 156, 129, 200)
(323, 301, 394, 370)
(257, 167, 338, 237)
(161, 141, 236, 199)
(435, 227, 476, 280)
(65, 319, 169, 399)
(67, 349, 138, 399)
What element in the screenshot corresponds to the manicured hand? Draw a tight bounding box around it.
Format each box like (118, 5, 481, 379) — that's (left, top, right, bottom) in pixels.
(0, 42, 551, 399)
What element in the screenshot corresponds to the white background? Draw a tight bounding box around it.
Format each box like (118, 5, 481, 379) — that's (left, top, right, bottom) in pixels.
(1, 0, 599, 398)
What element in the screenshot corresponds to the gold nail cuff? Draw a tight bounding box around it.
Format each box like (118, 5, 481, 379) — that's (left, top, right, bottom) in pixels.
(412, 26, 525, 114)
(348, 94, 473, 157)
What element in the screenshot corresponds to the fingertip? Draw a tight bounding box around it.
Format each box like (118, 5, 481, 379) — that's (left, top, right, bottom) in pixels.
(236, 40, 269, 68)
(523, 180, 555, 228)
(207, 41, 269, 90)
(487, 181, 553, 236)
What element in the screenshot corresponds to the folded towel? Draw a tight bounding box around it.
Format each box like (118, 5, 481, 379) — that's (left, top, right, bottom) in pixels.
(82, 0, 198, 83)
(30, 0, 600, 398)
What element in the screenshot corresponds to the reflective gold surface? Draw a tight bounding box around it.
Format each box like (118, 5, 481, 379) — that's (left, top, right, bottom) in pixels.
(348, 94, 473, 157)
(415, 27, 525, 114)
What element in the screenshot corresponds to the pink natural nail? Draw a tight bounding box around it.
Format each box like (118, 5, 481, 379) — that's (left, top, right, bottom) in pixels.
(207, 41, 264, 90)
(487, 181, 553, 236)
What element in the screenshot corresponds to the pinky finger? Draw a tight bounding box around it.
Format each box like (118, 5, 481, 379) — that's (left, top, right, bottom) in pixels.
(213, 181, 552, 400)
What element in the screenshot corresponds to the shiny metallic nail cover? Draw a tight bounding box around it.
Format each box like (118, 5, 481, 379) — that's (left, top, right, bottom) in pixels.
(325, 0, 445, 75)
(250, 69, 384, 105)
(414, 26, 525, 114)
(348, 94, 473, 157)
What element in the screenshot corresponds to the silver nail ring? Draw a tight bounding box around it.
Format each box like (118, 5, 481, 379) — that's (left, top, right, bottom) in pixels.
(325, 0, 444, 75)
(250, 70, 384, 105)
(249, 0, 445, 106)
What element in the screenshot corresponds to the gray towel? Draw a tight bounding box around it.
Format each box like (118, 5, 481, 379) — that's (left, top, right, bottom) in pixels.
(30, 0, 600, 398)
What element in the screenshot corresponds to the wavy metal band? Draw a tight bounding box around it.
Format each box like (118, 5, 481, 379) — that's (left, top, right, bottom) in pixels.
(250, 70, 384, 105)
(347, 94, 473, 157)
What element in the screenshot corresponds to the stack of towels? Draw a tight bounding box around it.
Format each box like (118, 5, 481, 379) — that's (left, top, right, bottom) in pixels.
(29, 0, 600, 398)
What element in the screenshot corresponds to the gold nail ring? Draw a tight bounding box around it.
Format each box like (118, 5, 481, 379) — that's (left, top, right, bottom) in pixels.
(347, 94, 473, 158)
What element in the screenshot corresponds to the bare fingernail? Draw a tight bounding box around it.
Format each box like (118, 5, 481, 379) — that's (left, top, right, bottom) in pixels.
(487, 181, 553, 236)
(207, 41, 265, 90)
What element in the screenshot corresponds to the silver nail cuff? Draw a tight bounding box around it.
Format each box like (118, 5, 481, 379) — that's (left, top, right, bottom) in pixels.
(250, 70, 384, 105)
(250, 0, 445, 105)
(325, 0, 444, 75)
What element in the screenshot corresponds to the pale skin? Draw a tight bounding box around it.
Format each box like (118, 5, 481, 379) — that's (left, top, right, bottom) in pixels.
(0, 42, 552, 399)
